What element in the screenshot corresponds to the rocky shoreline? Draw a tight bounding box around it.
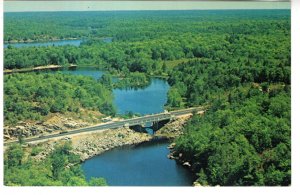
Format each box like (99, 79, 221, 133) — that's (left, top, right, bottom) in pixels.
(8, 115, 202, 185)
(71, 128, 152, 161)
(30, 127, 152, 162)
(156, 115, 205, 187)
(155, 116, 190, 138)
(4, 113, 207, 187)
(4, 115, 90, 141)
(26, 116, 190, 162)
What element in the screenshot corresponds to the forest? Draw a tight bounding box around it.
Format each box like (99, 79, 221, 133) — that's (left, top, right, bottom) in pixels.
(4, 73, 115, 125)
(4, 9, 291, 186)
(4, 10, 290, 76)
(172, 80, 290, 185)
(163, 10, 290, 185)
(4, 141, 107, 186)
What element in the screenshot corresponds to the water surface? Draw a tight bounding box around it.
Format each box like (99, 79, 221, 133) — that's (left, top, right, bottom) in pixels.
(4, 39, 82, 48)
(81, 140, 195, 186)
(59, 69, 105, 80)
(56, 68, 170, 115)
(113, 79, 169, 115)
(4, 37, 112, 48)
(52, 68, 193, 186)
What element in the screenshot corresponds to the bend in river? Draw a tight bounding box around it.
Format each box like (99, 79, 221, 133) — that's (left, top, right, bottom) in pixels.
(56, 68, 170, 115)
(81, 140, 195, 186)
(51, 68, 193, 186)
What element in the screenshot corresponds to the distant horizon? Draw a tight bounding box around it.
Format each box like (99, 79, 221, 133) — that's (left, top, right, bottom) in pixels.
(4, 1, 290, 12)
(3, 8, 291, 14)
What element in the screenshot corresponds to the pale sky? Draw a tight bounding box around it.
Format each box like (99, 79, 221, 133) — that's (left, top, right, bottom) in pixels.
(4, 1, 291, 12)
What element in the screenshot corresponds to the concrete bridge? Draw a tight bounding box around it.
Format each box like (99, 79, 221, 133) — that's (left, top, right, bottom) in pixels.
(4, 107, 204, 145)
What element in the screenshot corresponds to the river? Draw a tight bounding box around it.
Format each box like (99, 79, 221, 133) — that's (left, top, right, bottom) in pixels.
(4, 39, 82, 48)
(52, 68, 193, 186)
(4, 37, 112, 48)
(59, 68, 170, 115)
(81, 140, 195, 186)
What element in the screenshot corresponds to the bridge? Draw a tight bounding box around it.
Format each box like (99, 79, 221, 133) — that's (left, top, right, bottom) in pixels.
(4, 107, 204, 145)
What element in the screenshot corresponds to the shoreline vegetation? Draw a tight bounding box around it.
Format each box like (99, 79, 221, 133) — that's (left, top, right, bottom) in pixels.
(3, 64, 77, 74)
(4, 73, 116, 126)
(4, 37, 81, 44)
(4, 9, 291, 186)
(4, 116, 191, 186)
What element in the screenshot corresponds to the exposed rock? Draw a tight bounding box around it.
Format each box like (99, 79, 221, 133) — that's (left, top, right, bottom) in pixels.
(193, 182, 201, 187)
(15, 126, 25, 130)
(155, 117, 190, 138)
(17, 121, 27, 125)
(168, 142, 176, 149)
(167, 153, 175, 159)
(71, 128, 152, 161)
(64, 121, 80, 128)
(183, 162, 191, 167)
(4, 115, 90, 141)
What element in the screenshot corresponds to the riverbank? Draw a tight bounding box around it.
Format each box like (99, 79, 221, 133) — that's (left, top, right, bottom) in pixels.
(23, 115, 191, 161)
(4, 37, 80, 44)
(155, 115, 191, 139)
(29, 127, 152, 162)
(4, 64, 77, 74)
(156, 113, 206, 187)
(3, 110, 106, 141)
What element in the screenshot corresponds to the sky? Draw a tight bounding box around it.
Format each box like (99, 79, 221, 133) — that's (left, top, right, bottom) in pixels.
(4, 1, 291, 12)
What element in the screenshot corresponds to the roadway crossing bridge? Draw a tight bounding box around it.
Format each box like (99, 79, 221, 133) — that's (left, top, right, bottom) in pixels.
(4, 107, 204, 145)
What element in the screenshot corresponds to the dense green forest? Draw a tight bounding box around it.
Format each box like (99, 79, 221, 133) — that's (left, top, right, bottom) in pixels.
(4, 10, 290, 77)
(4, 142, 107, 186)
(4, 10, 290, 43)
(4, 9, 291, 186)
(162, 10, 291, 185)
(113, 72, 151, 89)
(4, 73, 115, 125)
(173, 84, 290, 185)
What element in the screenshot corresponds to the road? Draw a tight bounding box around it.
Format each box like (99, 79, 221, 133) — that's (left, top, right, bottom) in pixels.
(4, 107, 204, 145)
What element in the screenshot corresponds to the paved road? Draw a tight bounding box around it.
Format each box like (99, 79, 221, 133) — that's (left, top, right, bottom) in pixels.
(4, 107, 204, 145)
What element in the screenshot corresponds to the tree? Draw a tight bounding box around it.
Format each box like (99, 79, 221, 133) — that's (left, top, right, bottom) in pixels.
(50, 150, 67, 179)
(89, 177, 107, 186)
(98, 74, 113, 89)
(6, 144, 24, 168)
(167, 88, 183, 108)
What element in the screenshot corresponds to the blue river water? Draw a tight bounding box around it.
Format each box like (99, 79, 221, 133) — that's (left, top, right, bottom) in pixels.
(81, 140, 195, 186)
(4, 39, 82, 48)
(59, 68, 170, 115)
(52, 68, 193, 186)
(113, 79, 170, 115)
(59, 69, 105, 80)
(4, 37, 112, 48)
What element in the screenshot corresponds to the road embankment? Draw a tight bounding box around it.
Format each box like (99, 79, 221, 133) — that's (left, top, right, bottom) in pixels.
(4, 64, 77, 74)
(13, 115, 196, 164)
(30, 127, 152, 162)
